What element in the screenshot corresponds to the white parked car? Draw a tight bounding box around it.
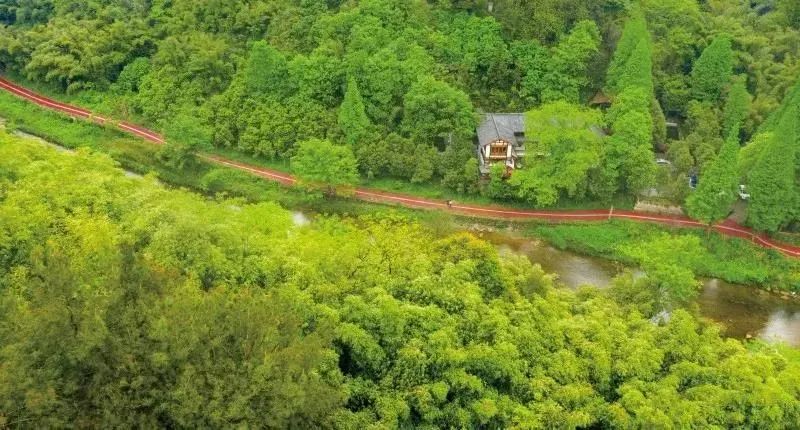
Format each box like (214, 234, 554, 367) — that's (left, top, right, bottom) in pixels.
(739, 184, 750, 200)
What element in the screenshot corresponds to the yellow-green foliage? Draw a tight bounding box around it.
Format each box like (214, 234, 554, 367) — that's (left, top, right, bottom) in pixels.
(1, 133, 799, 428)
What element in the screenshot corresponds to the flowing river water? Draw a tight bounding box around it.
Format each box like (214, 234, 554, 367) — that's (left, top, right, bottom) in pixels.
(477, 230, 800, 346)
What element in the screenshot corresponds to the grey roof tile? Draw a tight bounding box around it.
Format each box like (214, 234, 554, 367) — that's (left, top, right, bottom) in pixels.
(477, 113, 526, 149)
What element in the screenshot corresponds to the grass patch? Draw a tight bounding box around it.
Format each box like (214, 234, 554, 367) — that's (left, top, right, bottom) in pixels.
(526, 220, 800, 291)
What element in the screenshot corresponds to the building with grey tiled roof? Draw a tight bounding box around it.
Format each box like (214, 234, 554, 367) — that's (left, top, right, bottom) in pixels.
(476, 113, 526, 175)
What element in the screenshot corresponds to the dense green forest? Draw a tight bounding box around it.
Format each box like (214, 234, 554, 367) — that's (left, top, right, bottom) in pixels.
(2, 132, 800, 428)
(2, 0, 800, 231)
(3, 2, 800, 427)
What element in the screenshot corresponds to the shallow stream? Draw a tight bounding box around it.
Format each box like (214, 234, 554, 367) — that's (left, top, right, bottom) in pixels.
(478, 230, 800, 346)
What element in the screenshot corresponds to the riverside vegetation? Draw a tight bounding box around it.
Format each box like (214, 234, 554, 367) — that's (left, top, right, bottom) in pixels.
(2, 0, 800, 232)
(3, 1, 800, 427)
(1, 91, 799, 294)
(2, 131, 800, 428)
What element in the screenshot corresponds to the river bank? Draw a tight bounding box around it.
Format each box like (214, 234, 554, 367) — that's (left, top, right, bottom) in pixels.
(3, 94, 800, 295)
(1, 100, 799, 291)
(474, 227, 800, 346)
(2, 80, 800, 260)
(294, 211, 800, 346)
(3, 86, 800, 293)
(4, 123, 799, 346)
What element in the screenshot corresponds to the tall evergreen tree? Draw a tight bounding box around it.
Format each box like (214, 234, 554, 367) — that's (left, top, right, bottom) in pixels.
(746, 105, 798, 232)
(606, 9, 649, 94)
(338, 77, 371, 146)
(690, 36, 733, 103)
(616, 39, 654, 93)
(756, 81, 800, 135)
(603, 15, 657, 196)
(685, 128, 741, 225)
(722, 75, 751, 141)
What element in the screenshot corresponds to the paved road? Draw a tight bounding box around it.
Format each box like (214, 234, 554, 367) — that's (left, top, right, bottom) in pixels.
(2, 76, 799, 258)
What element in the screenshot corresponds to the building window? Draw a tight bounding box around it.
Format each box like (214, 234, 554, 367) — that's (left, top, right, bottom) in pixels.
(489, 140, 508, 158)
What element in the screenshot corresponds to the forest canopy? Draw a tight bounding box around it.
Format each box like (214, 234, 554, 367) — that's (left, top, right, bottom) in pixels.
(3, 2, 800, 427)
(2, 0, 800, 224)
(1, 132, 800, 428)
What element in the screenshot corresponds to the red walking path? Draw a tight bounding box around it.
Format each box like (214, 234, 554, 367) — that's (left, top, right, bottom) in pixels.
(2, 76, 800, 258)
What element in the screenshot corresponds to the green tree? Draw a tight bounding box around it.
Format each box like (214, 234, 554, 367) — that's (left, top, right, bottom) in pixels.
(1, 0, 53, 25)
(159, 109, 212, 169)
(136, 32, 232, 122)
(745, 79, 800, 231)
(338, 76, 371, 146)
(438, 14, 512, 103)
(149, 284, 344, 428)
(607, 106, 657, 193)
(411, 144, 437, 183)
(778, 0, 800, 29)
(737, 132, 770, 181)
(347, 41, 433, 126)
(401, 76, 476, 145)
(603, 14, 657, 196)
(115, 57, 150, 93)
(540, 20, 601, 103)
(607, 9, 649, 94)
(746, 112, 797, 232)
(290, 44, 346, 107)
(0, 135, 344, 427)
(685, 131, 741, 225)
(682, 101, 724, 173)
(664, 138, 694, 202)
(354, 132, 417, 179)
(605, 87, 657, 195)
(722, 75, 751, 141)
(22, 17, 151, 91)
(484, 163, 514, 199)
(640, 0, 703, 115)
(690, 36, 733, 103)
(509, 101, 604, 206)
(490, 0, 612, 42)
(243, 40, 293, 97)
(620, 234, 703, 310)
(291, 138, 359, 196)
(616, 39, 654, 93)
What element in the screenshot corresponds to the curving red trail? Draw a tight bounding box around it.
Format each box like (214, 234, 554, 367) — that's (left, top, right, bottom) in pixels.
(2, 76, 800, 258)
